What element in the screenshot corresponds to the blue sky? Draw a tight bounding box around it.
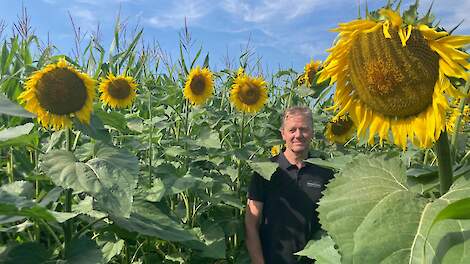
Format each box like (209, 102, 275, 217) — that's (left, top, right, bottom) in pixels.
(1, 0, 469, 73)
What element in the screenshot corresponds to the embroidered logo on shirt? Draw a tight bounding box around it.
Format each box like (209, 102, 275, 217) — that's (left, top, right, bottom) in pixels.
(306, 181, 321, 188)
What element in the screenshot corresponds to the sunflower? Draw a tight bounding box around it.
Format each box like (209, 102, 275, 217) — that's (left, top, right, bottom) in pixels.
(183, 66, 214, 106)
(99, 73, 138, 108)
(301, 60, 321, 87)
(318, 6, 470, 149)
(18, 58, 95, 130)
(230, 73, 268, 113)
(325, 115, 356, 144)
(271, 144, 283, 156)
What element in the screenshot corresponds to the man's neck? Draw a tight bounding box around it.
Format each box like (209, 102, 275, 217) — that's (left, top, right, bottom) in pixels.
(283, 150, 308, 169)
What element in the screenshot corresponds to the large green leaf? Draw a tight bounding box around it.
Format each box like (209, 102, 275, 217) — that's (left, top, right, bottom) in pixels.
(146, 167, 206, 201)
(0, 189, 55, 222)
(41, 144, 138, 218)
(73, 114, 111, 143)
(64, 237, 103, 264)
(194, 129, 221, 149)
(0, 242, 50, 264)
(306, 155, 355, 171)
(111, 198, 199, 242)
(0, 123, 34, 141)
(94, 106, 128, 132)
(0, 123, 37, 148)
(247, 160, 278, 181)
(431, 197, 470, 224)
(0, 181, 33, 198)
(410, 172, 470, 264)
(96, 233, 125, 263)
(295, 236, 341, 264)
(0, 183, 61, 224)
(318, 154, 470, 264)
(0, 93, 34, 118)
(184, 220, 226, 259)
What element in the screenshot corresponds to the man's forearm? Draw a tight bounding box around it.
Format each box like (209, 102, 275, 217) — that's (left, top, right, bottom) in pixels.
(245, 226, 265, 264)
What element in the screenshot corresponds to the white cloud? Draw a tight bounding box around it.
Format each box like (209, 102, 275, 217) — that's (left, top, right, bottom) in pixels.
(434, 0, 470, 32)
(66, 6, 98, 32)
(145, 0, 214, 29)
(219, 0, 336, 23)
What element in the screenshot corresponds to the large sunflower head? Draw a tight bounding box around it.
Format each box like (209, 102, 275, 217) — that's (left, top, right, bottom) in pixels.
(18, 58, 95, 130)
(301, 60, 321, 87)
(99, 73, 138, 109)
(318, 3, 470, 149)
(230, 73, 268, 113)
(325, 115, 356, 144)
(183, 66, 214, 106)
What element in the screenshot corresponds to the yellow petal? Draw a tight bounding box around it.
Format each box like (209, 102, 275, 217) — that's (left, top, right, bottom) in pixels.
(382, 21, 392, 39)
(435, 35, 470, 47)
(418, 24, 448, 40)
(398, 25, 413, 46)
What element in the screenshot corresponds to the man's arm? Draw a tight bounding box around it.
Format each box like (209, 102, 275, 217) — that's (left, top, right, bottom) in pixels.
(245, 199, 265, 264)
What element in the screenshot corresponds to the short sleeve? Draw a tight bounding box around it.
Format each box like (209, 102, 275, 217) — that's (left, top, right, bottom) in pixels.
(247, 172, 266, 202)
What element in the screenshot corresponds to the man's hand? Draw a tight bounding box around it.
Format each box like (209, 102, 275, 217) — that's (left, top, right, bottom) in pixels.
(245, 199, 265, 264)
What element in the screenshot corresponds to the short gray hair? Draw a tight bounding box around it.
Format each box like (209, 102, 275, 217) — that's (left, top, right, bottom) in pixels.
(280, 106, 313, 129)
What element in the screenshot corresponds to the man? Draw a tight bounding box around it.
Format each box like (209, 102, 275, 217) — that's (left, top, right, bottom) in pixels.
(245, 106, 334, 264)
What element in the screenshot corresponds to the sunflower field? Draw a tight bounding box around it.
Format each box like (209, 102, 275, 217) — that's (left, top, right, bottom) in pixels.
(1, 1, 470, 263)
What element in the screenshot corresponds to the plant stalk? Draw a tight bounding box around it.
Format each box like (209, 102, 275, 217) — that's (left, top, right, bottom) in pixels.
(435, 131, 453, 196)
(63, 128, 74, 255)
(8, 147, 14, 183)
(148, 90, 153, 186)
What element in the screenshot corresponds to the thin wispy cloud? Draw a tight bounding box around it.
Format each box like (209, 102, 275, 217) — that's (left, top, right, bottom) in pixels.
(66, 6, 99, 32)
(145, 0, 214, 29)
(220, 0, 325, 23)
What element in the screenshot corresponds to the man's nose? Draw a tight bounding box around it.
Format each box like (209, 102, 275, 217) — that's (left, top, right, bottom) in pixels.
(293, 129, 302, 137)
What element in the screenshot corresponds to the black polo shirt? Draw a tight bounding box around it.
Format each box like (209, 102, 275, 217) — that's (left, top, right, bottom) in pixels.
(247, 152, 334, 264)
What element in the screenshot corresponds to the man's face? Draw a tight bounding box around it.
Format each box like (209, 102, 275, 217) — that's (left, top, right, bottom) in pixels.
(281, 114, 313, 155)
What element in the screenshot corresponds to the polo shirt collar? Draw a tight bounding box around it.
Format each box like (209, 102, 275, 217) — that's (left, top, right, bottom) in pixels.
(278, 152, 314, 170)
(278, 152, 294, 170)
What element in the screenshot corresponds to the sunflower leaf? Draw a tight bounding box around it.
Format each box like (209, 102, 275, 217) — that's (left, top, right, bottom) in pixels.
(295, 235, 341, 264)
(110, 198, 199, 242)
(41, 144, 138, 218)
(318, 154, 470, 264)
(0, 190, 56, 222)
(0, 123, 34, 141)
(0, 242, 50, 264)
(0, 93, 35, 118)
(247, 160, 278, 181)
(65, 236, 103, 264)
(72, 114, 111, 143)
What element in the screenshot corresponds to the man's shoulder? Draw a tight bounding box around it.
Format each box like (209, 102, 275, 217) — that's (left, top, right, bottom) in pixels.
(270, 154, 281, 163)
(305, 157, 335, 179)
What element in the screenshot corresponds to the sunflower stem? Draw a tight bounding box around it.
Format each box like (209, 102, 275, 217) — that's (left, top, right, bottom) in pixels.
(435, 131, 453, 196)
(233, 112, 246, 249)
(148, 90, 153, 186)
(184, 99, 191, 171)
(63, 128, 74, 257)
(7, 147, 14, 183)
